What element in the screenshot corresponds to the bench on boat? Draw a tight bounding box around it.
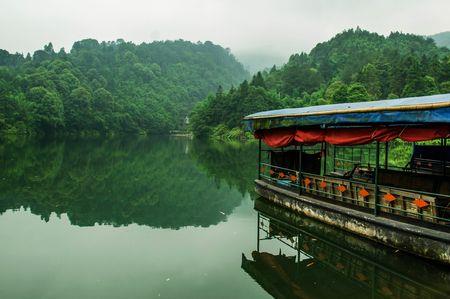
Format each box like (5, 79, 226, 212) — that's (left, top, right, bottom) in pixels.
(405, 145, 450, 175)
(264, 151, 450, 223)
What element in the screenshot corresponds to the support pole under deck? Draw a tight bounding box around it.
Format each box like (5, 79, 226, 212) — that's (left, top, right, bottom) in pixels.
(256, 212, 260, 252)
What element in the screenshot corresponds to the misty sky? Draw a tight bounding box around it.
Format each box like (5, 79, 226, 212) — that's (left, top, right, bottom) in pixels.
(1, 0, 450, 69)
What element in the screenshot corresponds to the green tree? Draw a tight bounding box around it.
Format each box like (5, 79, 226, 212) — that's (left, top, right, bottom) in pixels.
(347, 83, 372, 102)
(28, 87, 64, 133)
(325, 81, 348, 103)
(65, 87, 93, 132)
(251, 72, 266, 88)
(359, 63, 381, 98)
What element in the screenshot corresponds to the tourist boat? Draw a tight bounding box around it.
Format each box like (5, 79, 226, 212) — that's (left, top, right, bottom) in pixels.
(243, 93, 450, 264)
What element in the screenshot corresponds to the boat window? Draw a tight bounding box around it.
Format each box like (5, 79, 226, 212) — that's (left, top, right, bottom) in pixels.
(268, 148, 322, 175)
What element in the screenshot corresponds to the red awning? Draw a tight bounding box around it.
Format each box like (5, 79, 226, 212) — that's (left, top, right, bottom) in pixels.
(254, 125, 450, 148)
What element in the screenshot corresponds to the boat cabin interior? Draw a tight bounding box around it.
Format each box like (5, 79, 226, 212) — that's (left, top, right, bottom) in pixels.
(260, 141, 450, 225)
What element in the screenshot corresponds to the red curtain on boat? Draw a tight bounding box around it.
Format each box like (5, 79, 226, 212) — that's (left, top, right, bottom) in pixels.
(254, 125, 450, 147)
(254, 127, 296, 147)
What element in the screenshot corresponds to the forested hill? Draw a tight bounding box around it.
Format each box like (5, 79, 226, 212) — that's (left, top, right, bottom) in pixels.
(190, 28, 450, 138)
(430, 31, 450, 48)
(0, 39, 248, 136)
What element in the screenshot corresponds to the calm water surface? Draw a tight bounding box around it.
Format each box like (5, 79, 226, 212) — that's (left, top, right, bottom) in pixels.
(0, 137, 448, 299)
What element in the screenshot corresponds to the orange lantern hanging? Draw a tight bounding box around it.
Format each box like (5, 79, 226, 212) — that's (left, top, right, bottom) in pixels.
(337, 185, 347, 193)
(359, 188, 370, 198)
(383, 193, 396, 203)
(413, 198, 429, 209)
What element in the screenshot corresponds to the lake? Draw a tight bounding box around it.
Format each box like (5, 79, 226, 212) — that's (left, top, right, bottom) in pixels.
(0, 137, 448, 299)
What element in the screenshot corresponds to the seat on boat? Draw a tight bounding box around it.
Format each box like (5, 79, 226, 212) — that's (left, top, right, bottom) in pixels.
(270, 150, 321, 175)
(378, 168, 449, 194)
(329, 163, 365, 180)
(377, 169, 450, 220)
(405, 145, 450, 175)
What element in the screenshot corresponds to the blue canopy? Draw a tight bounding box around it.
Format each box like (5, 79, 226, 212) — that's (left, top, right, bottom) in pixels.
(244, 93, 450, 131)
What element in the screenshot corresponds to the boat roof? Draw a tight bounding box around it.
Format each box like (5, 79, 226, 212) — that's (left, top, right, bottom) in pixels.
(244, 93, 450, 131)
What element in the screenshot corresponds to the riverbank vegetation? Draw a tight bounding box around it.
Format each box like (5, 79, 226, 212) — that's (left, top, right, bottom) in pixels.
(0, 39, 248, 137)
(191, 28, 450, 139)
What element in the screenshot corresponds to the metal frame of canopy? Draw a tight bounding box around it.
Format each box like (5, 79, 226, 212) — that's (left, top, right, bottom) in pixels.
(244, 93, 450, 131)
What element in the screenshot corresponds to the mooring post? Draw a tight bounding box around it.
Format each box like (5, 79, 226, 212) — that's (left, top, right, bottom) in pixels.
(374, 141, 380, 216)
(258, 139, 262, 179)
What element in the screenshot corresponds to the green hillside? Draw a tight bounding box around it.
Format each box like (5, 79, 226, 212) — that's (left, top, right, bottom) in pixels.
(191, 28, 450, 138)
(0, 39, 248, 137)
(430, 31, 450, 48)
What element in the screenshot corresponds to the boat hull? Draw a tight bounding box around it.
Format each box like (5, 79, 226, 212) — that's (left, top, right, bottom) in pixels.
(255, 179, 450, 265)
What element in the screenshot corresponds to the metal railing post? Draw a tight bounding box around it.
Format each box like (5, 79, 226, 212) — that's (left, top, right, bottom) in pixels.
(333, 145, 337, 172)
(444, 138, 447, 176)
(323, 142, 327, 175)
(384, 142, 389, 169)
(299, 144, 303, 195)
(258, 139, 262, 179)
(374, 141, 380, 216)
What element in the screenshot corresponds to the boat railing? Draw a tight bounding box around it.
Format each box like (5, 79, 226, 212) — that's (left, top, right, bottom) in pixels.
(259, 162, 450, 225)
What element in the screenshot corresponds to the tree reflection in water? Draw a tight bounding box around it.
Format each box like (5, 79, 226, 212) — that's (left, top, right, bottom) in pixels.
(0, 137, 256, 228)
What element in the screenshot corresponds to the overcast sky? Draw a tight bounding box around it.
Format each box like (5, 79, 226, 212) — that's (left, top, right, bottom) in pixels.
(1, 0, 450, 68)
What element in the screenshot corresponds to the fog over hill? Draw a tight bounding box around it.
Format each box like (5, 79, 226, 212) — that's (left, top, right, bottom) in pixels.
(430, 31, 450, 48)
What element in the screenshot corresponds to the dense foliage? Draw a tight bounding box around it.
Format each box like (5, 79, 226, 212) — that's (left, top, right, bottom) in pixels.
(191, 28, 450, 137)
(0, 39, 248, 136)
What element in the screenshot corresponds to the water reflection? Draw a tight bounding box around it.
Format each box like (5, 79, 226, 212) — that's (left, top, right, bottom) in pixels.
(0, 137, 256, 228)
(190, 140, 258, 197)
(242, 198, 450, 299)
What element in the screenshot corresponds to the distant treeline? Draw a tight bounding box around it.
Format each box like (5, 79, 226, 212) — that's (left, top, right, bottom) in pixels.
(190, 28, 450, 138)
(0, 39, 248, 137)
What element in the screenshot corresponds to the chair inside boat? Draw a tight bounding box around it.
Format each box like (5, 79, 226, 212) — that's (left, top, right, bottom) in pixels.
(325, 143, 450, 222)
(268, 149, 321, 187)
(405, 144, 450, 175)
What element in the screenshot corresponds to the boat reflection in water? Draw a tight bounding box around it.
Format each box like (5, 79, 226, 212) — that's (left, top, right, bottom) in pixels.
(242, 198, 450, 299)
